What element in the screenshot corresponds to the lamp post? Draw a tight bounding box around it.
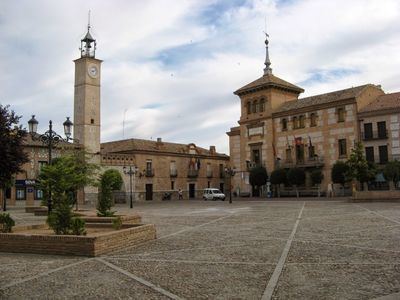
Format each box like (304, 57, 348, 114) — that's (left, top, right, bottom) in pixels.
(27, 115, 75, 214)
(123, 165, 138, 209)
(224, 167, 236, 204)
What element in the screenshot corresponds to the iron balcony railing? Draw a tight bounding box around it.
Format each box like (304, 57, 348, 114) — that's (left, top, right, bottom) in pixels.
(361, 130, 388, 140)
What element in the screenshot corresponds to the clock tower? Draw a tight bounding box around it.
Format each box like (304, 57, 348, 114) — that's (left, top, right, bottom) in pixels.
(73, 23, 102, 158)
(73, 22, 102, 202)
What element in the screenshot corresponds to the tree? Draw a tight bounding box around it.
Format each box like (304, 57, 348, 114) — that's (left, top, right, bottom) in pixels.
(270, 169, 287, 197)
(38, 151, 97, 234)
(97, 169, 123, 216)
(346, 142, 376, 190)
(310, 169, 324, 197)
(249, 166, 268, 197)
(331, 161, 349, 196)
(383, 161, 400, 190)
(287, 168, 305, 198)
(0, 105, 29, 211)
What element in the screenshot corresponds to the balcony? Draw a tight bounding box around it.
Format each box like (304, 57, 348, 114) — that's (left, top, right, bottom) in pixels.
(281, 156, 324, 168)
(206, 170, 213, 178)
(145, 168, 154, 177)
(170, 169, 178, 177)
(187, 169, 199, 178)
(361, 130, 388, 141)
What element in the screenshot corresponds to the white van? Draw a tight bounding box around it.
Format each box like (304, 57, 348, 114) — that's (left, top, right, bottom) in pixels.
(203, 188, 225, 201)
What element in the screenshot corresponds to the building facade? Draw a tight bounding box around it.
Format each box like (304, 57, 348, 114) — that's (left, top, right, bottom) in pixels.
(227, 34, 399, 196)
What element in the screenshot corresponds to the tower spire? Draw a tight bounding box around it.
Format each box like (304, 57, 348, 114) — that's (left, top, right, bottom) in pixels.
(80, 11, 96, 58)
(263, 31, 272, 75)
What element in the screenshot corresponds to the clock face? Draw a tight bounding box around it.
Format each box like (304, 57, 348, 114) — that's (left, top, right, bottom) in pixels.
(88, 65, 98, 78)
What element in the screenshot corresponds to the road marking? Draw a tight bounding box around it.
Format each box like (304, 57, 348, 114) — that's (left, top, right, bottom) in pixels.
(354, 204, 400, 225)
(261, 202, 305, 300)
(96, 258, 184, 300)
(107, 257, 274, 266)
(0, 258, 93, 290)
(292, 238, 400, 254)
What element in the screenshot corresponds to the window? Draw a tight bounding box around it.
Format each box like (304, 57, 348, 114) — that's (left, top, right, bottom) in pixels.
(171, 181, 175, 190)
(247, 102, 251, 114)
(251, 148, 261, 165)
(208, 181, 210, 188)
(308, 145, 315, 159)
(292, 117, 298, 129)
(338, 139, 347, 157)
(364, 123, 373, 139)
(299, 115, 305, 128)
(16, 187, 26, 200)
(259, 98, 265, 112)
(379, 145, 388, 164)
(34, 189, 43, 200)
(310, 113, 317, 127)
(170, 161, 177, 176)
(90, 118, 94, 124)
(286, 148, 292, 162)
(377, 121, 387, 139)
(282, 118, 287, 131)
(296, 145, 304, 163)
(365, 147, 374, 163)
(337, 108, 345, 122)
(252, 100, 258, 113)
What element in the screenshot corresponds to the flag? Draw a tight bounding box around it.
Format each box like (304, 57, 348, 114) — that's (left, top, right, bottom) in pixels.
(272, 142, 276, 158)
(295, 137, 302, 146)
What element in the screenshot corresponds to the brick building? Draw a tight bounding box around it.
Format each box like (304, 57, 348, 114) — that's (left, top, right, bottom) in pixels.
(227, 34, 400, 196)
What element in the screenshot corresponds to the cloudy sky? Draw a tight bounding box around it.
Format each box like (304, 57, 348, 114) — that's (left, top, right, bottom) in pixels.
(1, 0, 400, 154)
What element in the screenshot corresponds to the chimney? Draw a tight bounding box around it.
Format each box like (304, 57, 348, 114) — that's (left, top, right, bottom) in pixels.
(209, 146, 216, 154)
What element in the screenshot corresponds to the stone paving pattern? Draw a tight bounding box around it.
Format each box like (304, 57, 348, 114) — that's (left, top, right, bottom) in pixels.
(1, 200, 400, 299)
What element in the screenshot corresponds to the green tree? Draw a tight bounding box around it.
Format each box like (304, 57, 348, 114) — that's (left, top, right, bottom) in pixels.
(0, 105, 29, 211)
(383, 160, 400, 190)
(270, 168, 287, 197)
(97, 169, 123, 216)
(38, 151, 97, 234)
(249, 166, 268, 197)
(331, 161, 349, 191)
(310, 169, 324, 197)
(287, 168, 305, 198)
(346, 142, 376, 190)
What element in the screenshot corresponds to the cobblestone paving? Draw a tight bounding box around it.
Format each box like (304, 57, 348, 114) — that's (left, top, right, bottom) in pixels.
(1, 200, 400, 299)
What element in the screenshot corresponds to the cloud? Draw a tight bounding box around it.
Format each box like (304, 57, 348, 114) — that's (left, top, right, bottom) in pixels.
(1, 0, 400, 154)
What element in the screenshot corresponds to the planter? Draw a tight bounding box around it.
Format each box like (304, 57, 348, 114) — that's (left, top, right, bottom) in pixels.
(0, 222, 156, 257)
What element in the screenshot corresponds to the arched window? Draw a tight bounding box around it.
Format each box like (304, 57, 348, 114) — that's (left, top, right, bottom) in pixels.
(252, 100, 258, 113)
(299, 115, 305, 128)
(259, 98, 265, 112)
(247, 102, 251, 114)
(292, 116, 298, 129)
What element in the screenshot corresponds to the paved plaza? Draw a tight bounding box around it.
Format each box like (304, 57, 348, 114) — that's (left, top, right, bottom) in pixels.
(1, 199, 400, 299)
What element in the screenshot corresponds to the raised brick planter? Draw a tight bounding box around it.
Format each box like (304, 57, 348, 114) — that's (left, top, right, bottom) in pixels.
(0, 223, 156, 257)
(81, 214, 142, 224)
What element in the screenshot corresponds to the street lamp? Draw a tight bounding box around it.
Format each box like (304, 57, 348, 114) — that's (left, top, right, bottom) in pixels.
(123, 165, 138, 209)
(224, 166, 236, 204)
(27, 115, 75, 214)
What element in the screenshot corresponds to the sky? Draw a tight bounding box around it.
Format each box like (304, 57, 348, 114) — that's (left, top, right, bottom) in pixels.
(1, 0, 400, 154)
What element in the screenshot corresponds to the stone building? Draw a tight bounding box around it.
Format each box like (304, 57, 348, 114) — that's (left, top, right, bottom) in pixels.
(101, 139, 229, 201)
(2, 23, 229, 207)
(2, 135, 77, 207)
(227, 34, 399, 196)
